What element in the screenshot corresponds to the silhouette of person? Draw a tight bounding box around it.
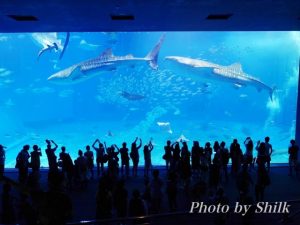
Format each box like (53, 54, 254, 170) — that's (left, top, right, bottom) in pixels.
(288, 139, 299, 176)
(236, 164, 253, 197)
(75, 150, 88, 189)
(130, 137, 142, 177)
(1, 183, 16, 224)
(166, 171, 178, 212)
(45, 139, 58, 173)
(92, 139, 106, 177)
(209, 154, 221, 191)
(16, 145, 30, 183)
(163, 140, 172, 171)
(220, 141, 229, 181)
(244, 137, 254, 170)
(191, 141, 201, 177)
(264, 137, 273, 172)
(96, 175, 113, 219)
(171, 142, 181, 171)
(181, 141, 191, 192)
(213, 141, 220, 153)
(150, 169, 163, 214)
(59, 146, 74, 190)
(204, 142, 212, 165)
(256, 141, 267, 167)
(120, 142, 130, 177)
(230, 139, 243, 174)
(84, 145, 94, 180)
(107, 144, 120, 177)
(113, 179, 128, 218)
(30, 145, 42, 174)
(0, 144, 6, 178)
(213, 187, 229, 225)
(129, 189, 147, 217)
(144, 140, 154, 178)
(255, 163, 270, 202)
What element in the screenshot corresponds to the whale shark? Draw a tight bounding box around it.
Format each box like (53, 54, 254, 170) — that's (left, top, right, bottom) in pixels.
(165, 56, 275, 101)
(48, 34, 165, 83)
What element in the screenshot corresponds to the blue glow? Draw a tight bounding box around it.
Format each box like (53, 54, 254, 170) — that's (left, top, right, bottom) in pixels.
(0, 32, 299, 167)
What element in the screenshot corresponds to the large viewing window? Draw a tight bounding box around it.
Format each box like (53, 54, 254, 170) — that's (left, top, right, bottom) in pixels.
(0, 32, 299, 166)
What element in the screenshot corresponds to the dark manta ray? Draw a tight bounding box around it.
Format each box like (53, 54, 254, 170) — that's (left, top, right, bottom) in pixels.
(120, 91, 145, 101)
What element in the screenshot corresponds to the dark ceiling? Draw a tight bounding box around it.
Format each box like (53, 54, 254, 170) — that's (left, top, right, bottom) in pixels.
(1, 0, 300, 32)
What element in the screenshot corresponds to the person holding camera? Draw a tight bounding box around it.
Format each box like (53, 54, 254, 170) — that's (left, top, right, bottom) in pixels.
(45, 139, 58, 173)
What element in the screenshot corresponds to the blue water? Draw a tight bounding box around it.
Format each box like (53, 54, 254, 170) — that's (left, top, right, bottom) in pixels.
(0, 32, 299, 167)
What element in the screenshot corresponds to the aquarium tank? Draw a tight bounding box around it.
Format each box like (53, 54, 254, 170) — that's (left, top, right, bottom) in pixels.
(0, 31, 299, 167)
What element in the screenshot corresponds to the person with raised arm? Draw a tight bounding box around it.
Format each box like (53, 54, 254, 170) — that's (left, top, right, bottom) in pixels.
(45, 139, 58, 173)
(92, 139, 106, 176)
(130, 137, 142, 177)
(144, 139, 154, 178)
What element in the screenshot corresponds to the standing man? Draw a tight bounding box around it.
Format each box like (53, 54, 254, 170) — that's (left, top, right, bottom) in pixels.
(84, 145, 94, 180)
(16, 145, 30, 183)
(264, 137, 273, 172)
(45, 139, 58, 173)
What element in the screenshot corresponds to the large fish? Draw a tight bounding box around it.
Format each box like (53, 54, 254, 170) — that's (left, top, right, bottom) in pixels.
(32, 32, 70, 60)
(48, 34, 165, 83)
(165, 56, 275, 101)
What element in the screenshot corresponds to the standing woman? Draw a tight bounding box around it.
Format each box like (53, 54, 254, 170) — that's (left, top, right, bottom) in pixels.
(163, 141, 172, 171)
(244, 137, 254, 170)
(191, 141, 201, 177)
(130, 137, 142, 177)
(144, 140, 154, 178)
(171, 142, 181, 172)
(181, 142, 191, 192)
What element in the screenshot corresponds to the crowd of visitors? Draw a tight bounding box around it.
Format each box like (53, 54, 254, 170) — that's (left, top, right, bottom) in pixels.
(0, 136, 298, 225)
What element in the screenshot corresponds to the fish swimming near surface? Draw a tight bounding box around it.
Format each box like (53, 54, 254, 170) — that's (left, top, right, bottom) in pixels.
(38, 43, 59, 59)
(47, 34, 166, 84)
(121, 91, 145, 101)
(157, 122, 173, 134)
(32, 32, 70, 60)
(165, 56, 275, 101)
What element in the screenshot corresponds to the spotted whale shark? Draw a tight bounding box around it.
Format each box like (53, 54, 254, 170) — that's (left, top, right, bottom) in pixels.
(165, 56, 275, 101)
(48, 34, 165, 83)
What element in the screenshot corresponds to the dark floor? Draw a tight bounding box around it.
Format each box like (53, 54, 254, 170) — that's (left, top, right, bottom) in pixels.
(1, 165, 300, 224)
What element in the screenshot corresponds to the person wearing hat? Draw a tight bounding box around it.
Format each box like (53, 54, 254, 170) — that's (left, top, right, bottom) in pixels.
(0, 144, 6, 178)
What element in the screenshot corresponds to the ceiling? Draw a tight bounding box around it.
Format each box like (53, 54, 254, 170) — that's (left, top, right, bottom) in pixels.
(1, 0, 300, 32)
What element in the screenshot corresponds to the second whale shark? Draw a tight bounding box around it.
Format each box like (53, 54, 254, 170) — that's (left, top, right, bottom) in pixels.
(48, 34, 165, 83)
(165, 56, 275, 101)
